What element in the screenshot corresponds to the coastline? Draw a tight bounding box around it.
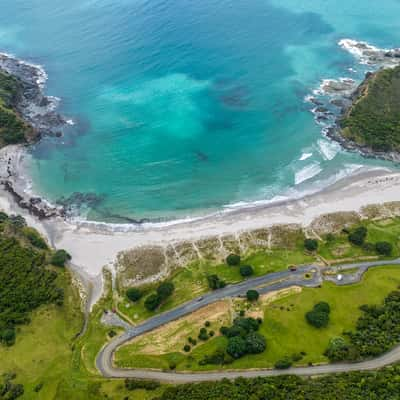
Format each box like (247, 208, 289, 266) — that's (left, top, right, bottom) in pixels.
(1, 40, 400, 306)
(2, 152, 400, 306)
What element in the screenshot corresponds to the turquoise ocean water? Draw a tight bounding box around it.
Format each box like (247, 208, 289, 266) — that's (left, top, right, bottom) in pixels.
(0, 0, 399, 223)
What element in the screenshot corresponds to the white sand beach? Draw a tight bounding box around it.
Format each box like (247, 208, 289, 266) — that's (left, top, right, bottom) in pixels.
(1, 144, 400, 306)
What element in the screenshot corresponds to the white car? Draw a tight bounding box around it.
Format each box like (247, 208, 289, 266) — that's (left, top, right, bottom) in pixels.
(337, 274, 343, 281)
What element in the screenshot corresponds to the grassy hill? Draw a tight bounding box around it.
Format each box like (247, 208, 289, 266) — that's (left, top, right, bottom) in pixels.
(340, 65, 400, 153)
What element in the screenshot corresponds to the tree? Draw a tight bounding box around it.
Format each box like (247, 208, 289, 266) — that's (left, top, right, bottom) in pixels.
(144, 294, 161, 311)
(314, 301, 330, 314)
(304, 239, 318, 252)
(126, 287, 142, 302)
(274, 356, 292, 369)
(324, 337, 351, 362)
(226, 336, 247, 359)
(1, 328, 16, 346)
(245, 331, 266, 354)
(183, 344, 191, 352)
(234, 317, 259, 333)
(375, 241, 393, 256)
(157, 282, 175, 299)
(240, 265, 254, 277)
(306, 310, 329, 328)
(348, 226, 367, 246)
(226, 254, 241, 266)
(207, 274, 226, 290)
(246, 290, 260, 302)
(51, 249, 71, 267)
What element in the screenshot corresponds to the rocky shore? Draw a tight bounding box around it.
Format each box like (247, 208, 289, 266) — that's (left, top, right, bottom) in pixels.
(307, 39, 400, 163)
(0, 53, 69, 219)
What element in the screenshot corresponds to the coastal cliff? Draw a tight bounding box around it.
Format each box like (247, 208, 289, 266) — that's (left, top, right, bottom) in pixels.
(329, 66, 400, 162)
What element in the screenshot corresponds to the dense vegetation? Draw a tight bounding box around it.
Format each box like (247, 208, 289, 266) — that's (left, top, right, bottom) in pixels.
(340, 65, 400, 152)
(0, 71, 34, 146)
(326, 289, 400, 361)
(0, 372, 24, 400)
(0, 214, 63, 346)
(157, 366, 400, 400)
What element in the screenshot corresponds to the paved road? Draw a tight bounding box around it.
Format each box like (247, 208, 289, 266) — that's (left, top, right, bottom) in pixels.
(96, 258, 400, 382)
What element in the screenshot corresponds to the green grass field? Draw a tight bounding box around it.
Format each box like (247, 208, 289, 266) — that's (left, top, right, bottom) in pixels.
(115, 265, 400, 371)
(0, 270, 163, 400)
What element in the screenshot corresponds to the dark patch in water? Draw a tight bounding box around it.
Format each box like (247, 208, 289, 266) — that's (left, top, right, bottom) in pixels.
(194, 151, 208, 162)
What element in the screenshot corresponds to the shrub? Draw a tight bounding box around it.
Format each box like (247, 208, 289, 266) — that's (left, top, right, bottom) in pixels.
(125, 378, 161, 391)
(144, 294, 162, 311)
(274, 356, 293, 369)
(108, 330, 117, 338)
(226, 336, 247, 359)
(375, 241, 393, 256)
(233, 317, 260, 333)
(207, 274, 226, 290)
(245, 331, 266, 354)
(324, 337, 351, 362)
(205, 321, 211, 327)
(314, 301, 331, 314)
(304, 238, 318, 252)
(0, 211, 8, 223)
(126, 287, 142, 302)
(246, 289, 260, 302)
(198, 328, 209, 341)
(226, 254, 241, 266)
(240, 265, 254, 277)
(22, 227, 48, 249)
(209, 330, 215, 337)
(306, 301, 331, 328)
(51, 249, 71, 267)
(291, 353, 303, 362)
(348, 226, 367, 246)
(0, 328, 16, 346)
(157, 282, 175, 299)
(183, 344, 191, 352)
(306, 310, 329, 328)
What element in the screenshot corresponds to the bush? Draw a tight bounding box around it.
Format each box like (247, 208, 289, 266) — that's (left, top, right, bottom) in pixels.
(306, 301, 331, 328)
(209, 330, 215, 337)
(240, 265, 254, 277)
(144, 294, 162, 311)
(198, 328, 209, 341)
(314, 301, 331, 314)
(183, 344, 191, 352)
(126, 287, 142, 302)
(0, 328, 16, 346)
(375, 241, 393, 256)
(245, 331, 266, 354)
(226, 254, 241, 266)
(51, 249, 71, 267)
(205, 321, 211, 327)
(227, 336, 247, 359)
(348, 226, 367, 246)
(274, 356, 293, 369)
(291, 353, 303, 362)
(22, 227, 48, 249)
(125, 378, 161, 391)
(108, 330, 117, 338)
(324, 337, 352, 362)
(246, 290, 260, 302)
(306, 310, 329, 328)
(157, 282, 175, 299)
(207, 274, 226, 290)
(304, 239, 318, 252)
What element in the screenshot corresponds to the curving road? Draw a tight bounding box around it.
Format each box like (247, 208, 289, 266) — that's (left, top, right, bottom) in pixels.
(96, 258, 400, 382)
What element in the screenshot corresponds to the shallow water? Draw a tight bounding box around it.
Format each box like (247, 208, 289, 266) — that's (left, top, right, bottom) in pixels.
(0, 0, 399, 222)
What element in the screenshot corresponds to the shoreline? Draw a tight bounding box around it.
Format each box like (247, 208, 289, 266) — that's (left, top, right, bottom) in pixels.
(1, 40, 400, 306)
(2, 154, 400, 306)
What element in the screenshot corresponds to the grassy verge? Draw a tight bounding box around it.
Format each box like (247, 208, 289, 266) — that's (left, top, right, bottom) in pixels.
(118, 248, 315, 323)
(115, 265, 400, 371)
